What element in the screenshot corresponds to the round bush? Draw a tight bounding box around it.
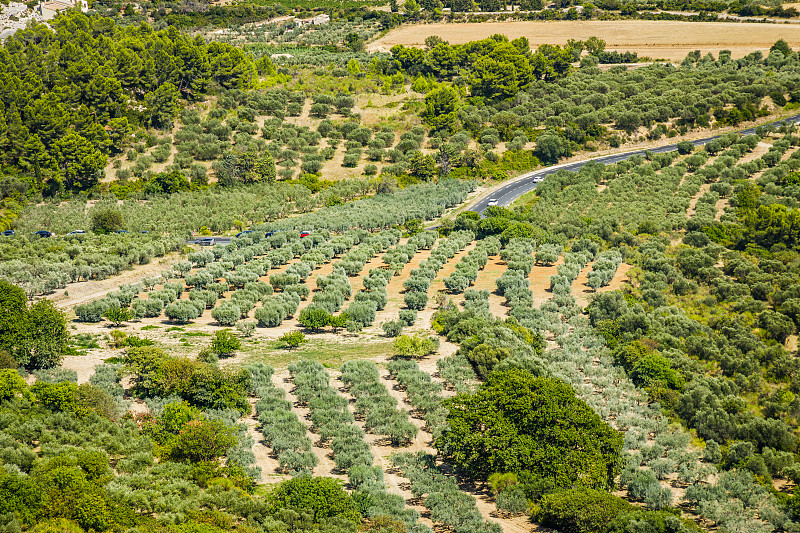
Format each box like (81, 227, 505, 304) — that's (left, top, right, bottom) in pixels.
(398, 309, 417, 327)
(164, 301, 201, 324)
(382, 321, 403, 337)
(404, 291, 428, 311)
(212, 303, 241, 326)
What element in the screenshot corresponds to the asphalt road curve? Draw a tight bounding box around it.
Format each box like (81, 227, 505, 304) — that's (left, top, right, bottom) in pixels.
(469, 113, 800, 215)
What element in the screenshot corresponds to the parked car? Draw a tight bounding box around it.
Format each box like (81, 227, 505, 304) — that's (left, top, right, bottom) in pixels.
(34, 230, 52, 238)
(116, 230, 130, 234)
(66, 230, 86, 236)
(2, 229, 14, 236)
(487, 199, 498, 207)
(300, 230, 311, 238)
(195, 237, 216, 246)
(236, 230, 254, 238)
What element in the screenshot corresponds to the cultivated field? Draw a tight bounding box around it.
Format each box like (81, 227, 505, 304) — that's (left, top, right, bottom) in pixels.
(368, 20, 800, 60)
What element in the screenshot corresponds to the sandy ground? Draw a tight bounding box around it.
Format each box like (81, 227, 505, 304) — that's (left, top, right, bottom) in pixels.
(572, 263, 633, 308)
(686, 183, 713, 218)
(529, 256, 564, 309)
(368, 20, 800, 60)
(45, 252, 183, 310)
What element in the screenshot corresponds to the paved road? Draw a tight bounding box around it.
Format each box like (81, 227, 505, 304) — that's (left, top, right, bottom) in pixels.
(188, 236, 232, 246)
(469, 113, 800, 215)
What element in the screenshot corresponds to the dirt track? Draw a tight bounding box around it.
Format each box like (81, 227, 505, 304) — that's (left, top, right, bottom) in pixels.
(368, 20, 800, 61)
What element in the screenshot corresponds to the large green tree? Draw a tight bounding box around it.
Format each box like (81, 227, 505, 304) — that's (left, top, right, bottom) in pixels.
(436, 369, 622, 487)
(52, 133, 106, 190)
(0, 281, 69, 369)
(423, 86, 459, 132)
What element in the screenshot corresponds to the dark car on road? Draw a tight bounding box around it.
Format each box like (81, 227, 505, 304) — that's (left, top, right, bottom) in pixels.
(34, 230, 52, 238)
(2, 229, 14, 236)
(236, 230, 254, 238)
(195, 237, 216, 246)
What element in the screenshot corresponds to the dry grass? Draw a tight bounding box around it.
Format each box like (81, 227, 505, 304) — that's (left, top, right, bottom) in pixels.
(368, 20, 800, 61)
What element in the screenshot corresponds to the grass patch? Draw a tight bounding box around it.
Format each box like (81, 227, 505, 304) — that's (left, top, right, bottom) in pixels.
(243, 336, 393, 368)
(182, 331, 211, 337)
(141, 325, 161, 330)
(167, 327, 185, 332)
(64, 333, 101, 356)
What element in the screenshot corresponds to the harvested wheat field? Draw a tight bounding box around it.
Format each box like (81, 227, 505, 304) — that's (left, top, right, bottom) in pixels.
(368, 20, 800, 61)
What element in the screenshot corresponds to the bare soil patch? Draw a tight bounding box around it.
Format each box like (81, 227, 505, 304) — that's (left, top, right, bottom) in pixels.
(686, 183, 712, 218)
(529, 257, 563, 308)
(572, 263, 633, 308)
(369, 20, 800, 61)
(45, 252, 182, 310)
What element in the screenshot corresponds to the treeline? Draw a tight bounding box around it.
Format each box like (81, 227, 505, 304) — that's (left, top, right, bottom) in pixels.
(412, 43, 797, 167)
(0, 12, 256, 196)
(391, 35, 573, 99)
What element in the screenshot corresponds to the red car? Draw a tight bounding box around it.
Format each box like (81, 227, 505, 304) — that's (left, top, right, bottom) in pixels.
(300, 231, 311, 238)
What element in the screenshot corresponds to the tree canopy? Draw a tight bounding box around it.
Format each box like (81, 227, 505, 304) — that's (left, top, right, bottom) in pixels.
(0, 280, 68, 369)
(0, 12, 256, 194)
(435, 369, 623, 488)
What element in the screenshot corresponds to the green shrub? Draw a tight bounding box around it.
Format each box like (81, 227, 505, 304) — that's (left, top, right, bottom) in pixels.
(404, 291, 428, 310)
(278, 331, 307, 350)
(398, 309, 417, 326)
(211, 330, 241, 358)
(538, 488, 633, 533)
(124, 347, 250, 411)
(103, 305, 132, 326)
(299, 307, 332, 332)
(212, 304, 240, 326)
(437, 370, 622, 486)
(164, 301, 201, 324)
(270, 477, 361, 523)
(393, 334, 438, 358)
(382, 321, 403, 337)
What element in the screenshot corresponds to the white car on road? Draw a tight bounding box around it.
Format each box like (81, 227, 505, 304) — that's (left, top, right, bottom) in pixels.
(487, 199, 498, 207)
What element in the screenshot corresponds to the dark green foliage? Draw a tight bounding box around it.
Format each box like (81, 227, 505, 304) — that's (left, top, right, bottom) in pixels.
(0, 281, 68, 369)
(436, 370, 622, 487)
(0, 12, 256, 195)
(162, 418, 237, 464)
(676, 141, 694, 155)
(124, 347, 250, 411)
(90, 208, 124, 234)
(269, 477, 361, 523)
(392, 35, 572, 100)
(424, 87, 459, 132)
(538, 488, 633, 533)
